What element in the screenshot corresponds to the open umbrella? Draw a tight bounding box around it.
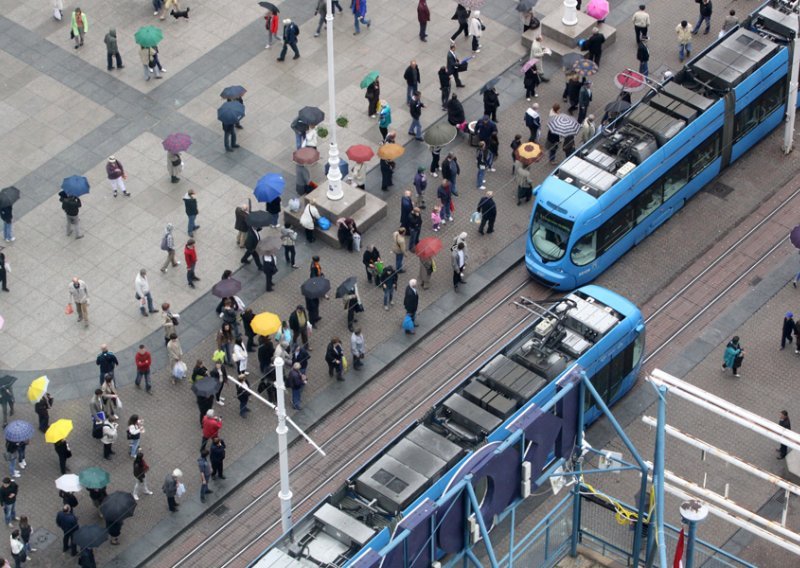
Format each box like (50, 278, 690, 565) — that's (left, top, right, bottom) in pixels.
(301, 277, 331, 299)
(257, 235, 282, 255)
(423, 123, 457, 147)
(4, 421, 33, 443)
(218, 101, 245, 125)
(515, 142, 543, 166)
(791, 226, 800, 249)
(605, 99, 632, 115)
(335, 277, 358, 299)
(246, 211, 272, 228)
(480, 78, 500, 94)
(0, 187, 20, 209)
(99, 491, 137, 524)
(561, 52, 584, 70)
(346, 145, 374, 163)
(292, 147, 320, 165)
(134, 26, 163, 48)
(251, 312, 281, 336)
(27, 375, 49, 403)
(520, 58, 540, 74)
(79, 467, 110, 489)
(360, 71, 379, 89)
(614, 70, 646, 92)
(74, 525, 108, 549)
(192, 376, 219, 399)
(0, 376, 16, 390)
(586, 0, 610, 21)
(516, 0, 538, 11)
(55, 474, 82, 493)
(46, 419, 73, 443)
(415, 237, 443, 260)
(211, 277, 242, 299)
(548, 114, 581, 137)
(254, 173, 285, 203)
(162, 133, 192, 153)
(571, 58, 599, 77)
(456, 0, 486, 9)
(258, 1, 279, 12)
(61, 176, 90, 197)
(298, 106, 325, 125)
(220, 85, 247, 99)
(377, 143, 405, 161)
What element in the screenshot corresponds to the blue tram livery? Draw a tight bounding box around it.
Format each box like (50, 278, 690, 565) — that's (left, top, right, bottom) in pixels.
(256, 285, 644, 567)
(527, 1, 800, 289)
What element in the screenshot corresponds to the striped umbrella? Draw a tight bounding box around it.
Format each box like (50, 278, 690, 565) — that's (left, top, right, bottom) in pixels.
(548, 114, 581, 138)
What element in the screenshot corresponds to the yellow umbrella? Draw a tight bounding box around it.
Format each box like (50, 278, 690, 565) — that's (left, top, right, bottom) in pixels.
(251, 312, 282, 336)
(377, 143, 405, 161)
(27, 375, 50, 403)
(46, 419, 73, 443)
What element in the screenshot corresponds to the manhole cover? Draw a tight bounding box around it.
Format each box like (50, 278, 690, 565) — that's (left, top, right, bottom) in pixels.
(705, 182, 735, 199)
(30, 527, 57, 551)
(211, 504, 229, 517)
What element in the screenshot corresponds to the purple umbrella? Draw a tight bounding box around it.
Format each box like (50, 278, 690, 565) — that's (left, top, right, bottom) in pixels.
(162, 133, 192, 153)
(791, 225, 800, 249)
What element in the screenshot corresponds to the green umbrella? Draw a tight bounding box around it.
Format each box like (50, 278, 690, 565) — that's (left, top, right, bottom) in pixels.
(360, 71, 379, 89)
(134, 26, 164, 48)
(79, 467, 110, 489)
(423, 123, 458, 147)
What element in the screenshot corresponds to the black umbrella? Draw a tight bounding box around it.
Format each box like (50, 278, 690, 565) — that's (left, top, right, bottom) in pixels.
(291, 117, 309, 134)
(73, 525, 108, 549)
(480, 78, 500, 94)
(99, 491, 137, 525)
(561, 52, 584, 70)
(246, 211, 271, 228)
(605, 99, 632, 114)
(211, 278, 242, 299)
(0, 187, 20, 209)
(297, 106, 325, 126)
(301, 277, 331, 299)
(258, 1, 279, 11)
(0, 376, 16, 390)
(218, 101, 245, 125)
(516, 0, 538, 11)
(192, 376, 219, 399)
(335, 277, 358, 299)
(220, 85, 247, 100)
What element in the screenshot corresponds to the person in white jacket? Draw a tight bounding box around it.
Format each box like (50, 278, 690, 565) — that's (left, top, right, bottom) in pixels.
(134, 269, 158, 316)
(303, 127, 318, 149)
(299, 200, 320, 243)
(468, 10, 483, 53)
(232, 337, 248, 375)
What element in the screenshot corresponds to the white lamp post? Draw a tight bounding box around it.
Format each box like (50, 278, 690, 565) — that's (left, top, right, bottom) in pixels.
(325, 0, 343, 201)
(562, 0, 579, 26)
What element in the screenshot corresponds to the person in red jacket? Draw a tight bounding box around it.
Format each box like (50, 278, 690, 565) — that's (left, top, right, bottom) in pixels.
(184, 239, 200, 289)
(201, 410, 222, 451)
(264, 10, 280, 49)
(134, 344, 152, 393)
(417, 0, 430, 42)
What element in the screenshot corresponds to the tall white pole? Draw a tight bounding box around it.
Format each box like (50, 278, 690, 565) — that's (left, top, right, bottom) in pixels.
(274, 357, 293, 534)
(783, 26, 799, 154)
(325, 0, 344, 200)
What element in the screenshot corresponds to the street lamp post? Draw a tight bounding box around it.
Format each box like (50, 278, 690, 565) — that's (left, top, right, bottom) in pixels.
(325, 0, 343, 201)
(680, 499, 709, 568)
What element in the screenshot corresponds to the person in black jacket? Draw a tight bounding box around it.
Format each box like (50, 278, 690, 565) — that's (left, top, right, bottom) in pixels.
(781, 312, 795, 349)
(408, 92, 425, 141)
(257, 336, 275, 375)
(450, 4, 470, 41)
(403, 280, 419, 326)
(694, 0, 712, 35)
(55, 505, 79, 556)
(59, 191, 83, 239)
(325, 338, 345, 380)
(523, 65, 540, 100)
(438, 66, 451, 109)
(446, 94, 465, 127)
(1, 204, 13, 243)
(266, 196, 281, 227)
(210, 437, 227, 478)
(183, 189, 199, 237)
(55, 439, 72, 474)
(361, 245, 381, 283)
(476, 191, 497, 235)
(403, 60, 421, 106)
(288, 306, 310, 348)
(637, 37, 650, 76)
(277, 18, 300, 61)
(0, 252, 6, 293)
(778, 410, 791, 459)
(380, 159, 395, 191)
(242, 308, 256, 352)
(581, 28, 606, 66)
(446, 44, 465, 88)
(240, 227, 263, 270)
(482, 87, 500, 122)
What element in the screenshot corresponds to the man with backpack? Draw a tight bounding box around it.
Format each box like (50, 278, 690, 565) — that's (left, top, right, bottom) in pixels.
(59, 190, 83, 239)
(277, 18, 300, 61)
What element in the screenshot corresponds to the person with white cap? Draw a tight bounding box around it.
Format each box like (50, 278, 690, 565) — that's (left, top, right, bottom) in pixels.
(106, 156, 129, 198)
(162, 469, 182, 512)
(277, 18, 300, 61)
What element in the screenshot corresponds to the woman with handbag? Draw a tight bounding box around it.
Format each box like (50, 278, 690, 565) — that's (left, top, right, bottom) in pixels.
(132, 450, 153, 500)
(299, 199, 320, 243)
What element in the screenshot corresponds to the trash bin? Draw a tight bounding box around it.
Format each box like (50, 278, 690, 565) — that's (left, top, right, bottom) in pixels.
(468, 121, 479, 147)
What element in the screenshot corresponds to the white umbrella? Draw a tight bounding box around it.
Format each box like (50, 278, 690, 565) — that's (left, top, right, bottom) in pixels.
(55, 474, 82, 493)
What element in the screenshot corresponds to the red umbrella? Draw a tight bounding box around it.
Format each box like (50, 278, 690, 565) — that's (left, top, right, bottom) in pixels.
(346, 144, 374, 163)
(292, 147, 320, 165)
(415, 237, 443, 259)
(614, 70, 646, 92)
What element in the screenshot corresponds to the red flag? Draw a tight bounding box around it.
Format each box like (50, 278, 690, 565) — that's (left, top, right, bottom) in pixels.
(673, 527, 685, 568)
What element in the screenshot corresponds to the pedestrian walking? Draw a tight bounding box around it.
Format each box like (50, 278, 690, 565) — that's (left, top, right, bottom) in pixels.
(198, 450, 213, 503)
(209, 438, 227, 479)
(408, 208, 422, 252)
(437, 181, 454, 223)
(404, 280, 419, 327)
(0, 204, 12, 244)
(782, 312, 795, 350)
(632, 5, 649, 43)
(101, 416, 118, 459)
(391, 228, 408, 273)
(55, 505, 78, 556)
(167, 333, 183, 380)
(104, 29, 123, 70)
(264, 9, 279, 48)
(408, 92, 425, 141)
(127, 415, 144, 458)
(288, 363, 306, 410)
(33, 394, 52, 433)
(694, 0, 712, 35)
(313, 0, 327, 37)
(582, 27, 605, 66)
(106, 156, 128, 198)
(167, 150, 182, 183)
(722, 9, 738, 34)
(132, 450, 153, 500)
(676, 21, 693, 62)
(380, 157, 395, 191)
(162, 302, 178, 345)
(446, 44, 465, 89)
(525, 103, 541, 143)
(0, 478, 17, 528)
(777, 410, 791, 460)
(0, 253, 7, 292)
(578, 81, 592, 124)
(476, 142, 489, 190)
(4, 441, 19, 479)
(477, 191, 497, 235)
(280, 223, 299, 268)
(378, 101, 392, 140)
(236, 373, 251, 417)
(70, 8, 88, 49)
(95, 345, 119, 386)
(381, 265, 397, 310)
(483, 87, 500, 122)
(365, 78, 380, 117)
(201, 410, 222, 452)
(159, 224, 180, 272)
(68, 277, 89, 326)
(162, 469, 182, 512)
(438, 67, 451, 110)
(59, 191, 83, 239)
(523, 65, 540, 101)
(241, 226, 264, 269)
(451, 242, 467, 290)
(721, 336, 744, 377)
(0, 388, 13, 431)
(235, 203, 249, 247)
(185, 239, 200, 288)
(134, 269, 157, 317)
(350, 328, 365, 370)
(222, 118, 239, 152)
(183, 189, 199, 237)
(277, 18, 300, 61)
(54, 439, 71, 474)
(451, 4, 470, 41)
(289, 306, 311, 348)
(139, 46, 161, 81)
(351, 0, 371, 35)
(636, 37, 650, 76)
(404, 60, 421, 106)
(132, 344, 152, 394)
(417, 0, 430, 41)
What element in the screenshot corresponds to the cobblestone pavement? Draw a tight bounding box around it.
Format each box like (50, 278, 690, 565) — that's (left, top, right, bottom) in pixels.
(0, 0, 798, 566)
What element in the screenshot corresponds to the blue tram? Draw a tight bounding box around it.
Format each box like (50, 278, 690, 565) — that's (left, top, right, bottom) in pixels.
(257, 285, 644, 567)
(526, 1, 800, 289)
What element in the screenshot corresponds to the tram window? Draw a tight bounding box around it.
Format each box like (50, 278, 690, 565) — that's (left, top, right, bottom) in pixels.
(662, 159, 689, 201)
(597, 207, 634, 255)
(734, 80, 786, 142)
(632, 332, 645, 369)
(633, 182, 663, 224)
(571, 231, 597, 266)
(587, 343, 636, 410)
(689, 132, 721, 178)
(531, 206, 573, 261)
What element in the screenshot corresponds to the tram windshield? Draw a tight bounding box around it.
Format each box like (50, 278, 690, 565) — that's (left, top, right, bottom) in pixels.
(531, 206, 573, 261)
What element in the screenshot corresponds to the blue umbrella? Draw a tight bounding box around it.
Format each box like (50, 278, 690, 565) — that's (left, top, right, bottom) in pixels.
(218, 101, 245, 125)
(61, 176, 90, 197)
(254, 173, 285, 203)
(4, 420, 34, 443)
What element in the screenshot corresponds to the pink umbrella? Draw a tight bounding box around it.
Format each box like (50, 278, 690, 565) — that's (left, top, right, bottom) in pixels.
(586, 0, 609, 21)
(520, 58, 540, 73)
